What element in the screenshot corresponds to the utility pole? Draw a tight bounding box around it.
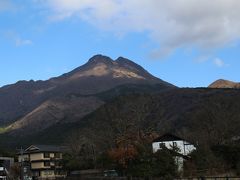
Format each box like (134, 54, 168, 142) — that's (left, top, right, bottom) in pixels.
(20, 147, 24, 180)
(16, 147, 24, 180)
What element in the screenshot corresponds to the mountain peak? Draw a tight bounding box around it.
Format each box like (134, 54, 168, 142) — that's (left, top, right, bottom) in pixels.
(48, 54, 175, 90)
(116, 56, 129, 62)
(87, 54, 114, 65)
(116, 56, 136, 65)
(116, 56, 145, 71)
(209, 79, 240, 89)
(87, 55, 140, 68)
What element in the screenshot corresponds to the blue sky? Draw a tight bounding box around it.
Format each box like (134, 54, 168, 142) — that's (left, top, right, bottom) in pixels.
(0, 0, 240, 87)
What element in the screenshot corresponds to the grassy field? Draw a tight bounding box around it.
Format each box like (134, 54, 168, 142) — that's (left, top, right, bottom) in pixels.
(0, 127, 7, 134)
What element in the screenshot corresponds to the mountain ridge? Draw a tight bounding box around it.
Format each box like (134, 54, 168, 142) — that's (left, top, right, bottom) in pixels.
(0, 55, 175, 134)
(0, 55, 239, 150)
(209, 79, 240, 89)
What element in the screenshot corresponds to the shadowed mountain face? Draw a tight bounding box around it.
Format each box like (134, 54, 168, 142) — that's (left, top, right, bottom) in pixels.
(0, 55, 174, 133)
(209, 79, 240, 89)
(1, 87, 240, 149)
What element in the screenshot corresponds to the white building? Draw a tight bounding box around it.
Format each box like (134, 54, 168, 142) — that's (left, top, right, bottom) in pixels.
(0, 157, 14, 180)
(152, 133, 196, 155)
(152, 133, 196, 171)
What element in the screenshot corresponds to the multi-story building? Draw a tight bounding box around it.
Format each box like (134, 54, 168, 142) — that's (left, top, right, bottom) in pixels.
(18, 145, 66, 179)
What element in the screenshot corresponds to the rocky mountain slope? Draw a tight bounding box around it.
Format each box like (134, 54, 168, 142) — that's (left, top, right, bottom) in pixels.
(0, 55, 174, 135)
(209, 79, 240, 89)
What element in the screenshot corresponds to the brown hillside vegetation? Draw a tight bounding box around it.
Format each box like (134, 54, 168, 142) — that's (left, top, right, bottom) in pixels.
(1, 87, 239, 150)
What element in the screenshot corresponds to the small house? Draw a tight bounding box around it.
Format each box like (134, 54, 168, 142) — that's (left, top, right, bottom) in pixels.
(152, 133, 196, 171)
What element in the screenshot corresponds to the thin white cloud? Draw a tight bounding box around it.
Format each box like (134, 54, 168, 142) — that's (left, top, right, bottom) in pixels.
(15, 38, 33, 47)
(3, 31, 33, 47)
(37, 0, 240, 57)
(214, 58, 225, 68)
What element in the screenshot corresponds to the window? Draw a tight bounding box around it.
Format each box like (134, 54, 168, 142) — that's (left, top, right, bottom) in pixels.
(44, 152, 50, 158)
(55, 170, 62, 175)
(173, 142, 177, 147)
(23, 167, 28, 173)
(55, 153, 60, 158)
(159, 143, 165, 148)
(55, 161, 60, 166)
(44, 161, 50, 167)
(44, 170, 52, 175)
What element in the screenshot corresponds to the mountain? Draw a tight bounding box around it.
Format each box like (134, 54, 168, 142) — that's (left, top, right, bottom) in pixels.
(1, 87, 240, 150)
(0, 55, 175, 136)
(2, 54, 240, 150)
(209, 79, 240, 89)
(1, 55, 240, 176)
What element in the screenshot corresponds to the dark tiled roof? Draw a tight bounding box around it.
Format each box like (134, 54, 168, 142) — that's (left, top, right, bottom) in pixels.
(152, 133, 184, 142)
(24, 145, 65, 153)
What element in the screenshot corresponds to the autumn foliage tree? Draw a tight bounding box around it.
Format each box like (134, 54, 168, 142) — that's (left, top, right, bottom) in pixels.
(108, 145, 137, 169)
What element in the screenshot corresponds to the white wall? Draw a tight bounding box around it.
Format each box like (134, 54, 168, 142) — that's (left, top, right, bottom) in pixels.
(152, 140, 196, 156)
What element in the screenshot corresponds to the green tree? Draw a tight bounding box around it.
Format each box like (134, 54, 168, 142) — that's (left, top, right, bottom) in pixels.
(184, 147, 224, 176)
(128, 145, 178, 179)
